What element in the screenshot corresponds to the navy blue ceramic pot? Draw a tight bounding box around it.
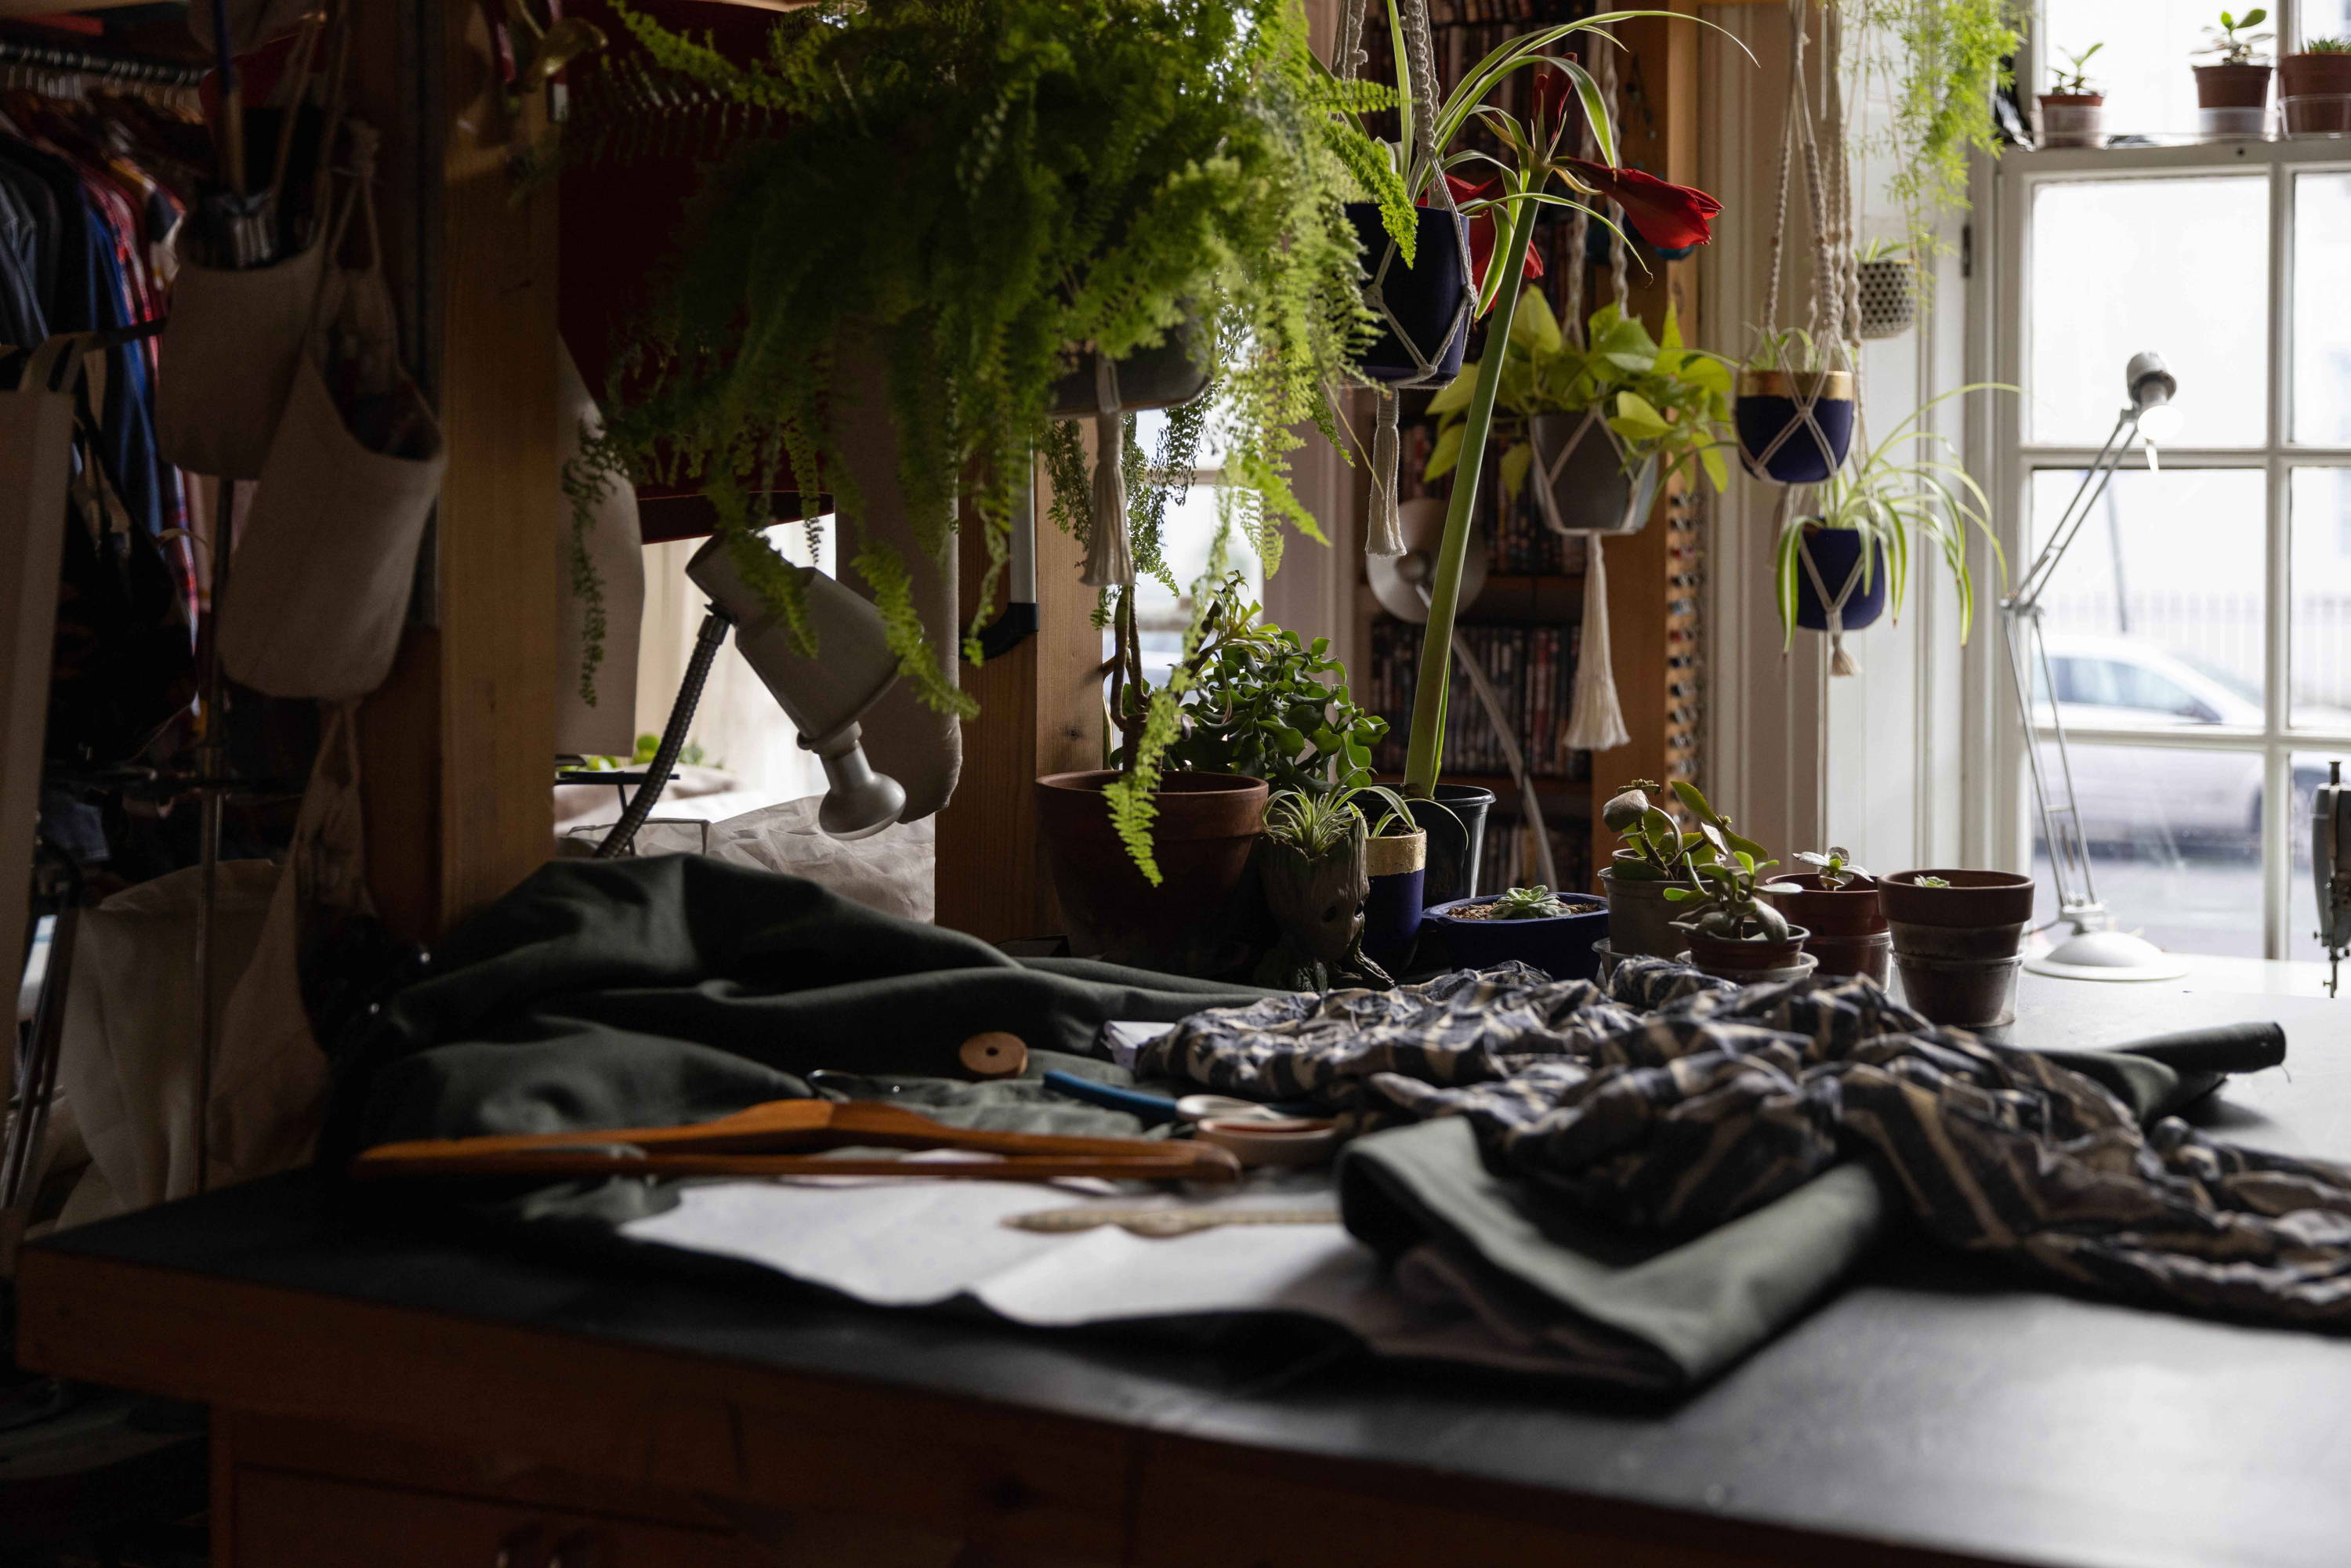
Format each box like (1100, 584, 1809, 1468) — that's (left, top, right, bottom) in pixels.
(1420, 894, 1610, 980)
(1792, 526, 1889, 633)
(1347, 204, 1473, 386)
(1362, 828, 1428, 975)
(1736, 370, 1856, 483)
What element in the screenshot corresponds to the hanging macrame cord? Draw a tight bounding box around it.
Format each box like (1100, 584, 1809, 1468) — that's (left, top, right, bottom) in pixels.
(1079, 354, 1133, 588)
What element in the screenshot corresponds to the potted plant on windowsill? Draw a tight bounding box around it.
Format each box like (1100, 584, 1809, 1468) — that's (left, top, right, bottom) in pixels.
(1736, 329, 1856, 483)
(1422, 295, 1733, 538)
(1422, 884, 1611, 980)
(2281, 35, 2351, 133)
(2038, 42, 2108, 148)
(1771, 383, 2009, 675)
(1878, 869, 2035, 1027)
(1666, 851, 1810, 984)
(2194, 9, 2276, 136)
(1762, 848, 1890, 983)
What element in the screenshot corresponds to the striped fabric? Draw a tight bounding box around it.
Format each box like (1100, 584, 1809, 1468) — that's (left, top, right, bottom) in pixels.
(1142, 960, 2351, 1327)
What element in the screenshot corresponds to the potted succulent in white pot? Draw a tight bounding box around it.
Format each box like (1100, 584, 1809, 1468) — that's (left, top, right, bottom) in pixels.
(2280, 34, 2351, 133)
(2038, 43, 2108, 148)
(2194, 9, 2276, 136)
(1666, 851, 1812, 984)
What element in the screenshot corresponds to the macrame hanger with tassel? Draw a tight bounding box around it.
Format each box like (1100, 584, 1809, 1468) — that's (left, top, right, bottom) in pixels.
(1353, 0, 1473, 559)
(1080, 353, 1133, 588)
(1794, 508, 1864, 677)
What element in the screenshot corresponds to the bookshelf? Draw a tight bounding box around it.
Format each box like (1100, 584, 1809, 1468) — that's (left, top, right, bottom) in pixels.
(1349, 2, 1707, 899)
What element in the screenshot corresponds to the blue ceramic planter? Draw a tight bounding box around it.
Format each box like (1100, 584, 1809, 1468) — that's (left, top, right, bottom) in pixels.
(1363, 866, 1425, 973)
(1793, 527, 1889, 633)
(1421, 894, 1610, 981)
(1347, 204, 1472, 386)
(1735, 371, 1856, 483)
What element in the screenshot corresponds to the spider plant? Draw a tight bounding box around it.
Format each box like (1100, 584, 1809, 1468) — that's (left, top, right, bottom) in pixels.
(1772, 384, 2015, 649)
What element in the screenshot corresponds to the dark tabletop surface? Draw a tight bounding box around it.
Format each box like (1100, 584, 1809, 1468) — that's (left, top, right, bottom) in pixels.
(29, 969, 2351, 1568)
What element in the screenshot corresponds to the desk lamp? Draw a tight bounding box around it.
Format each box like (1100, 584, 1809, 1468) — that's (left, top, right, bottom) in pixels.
(2001, 352, 2188, 981)
(596, 535, 906, 856)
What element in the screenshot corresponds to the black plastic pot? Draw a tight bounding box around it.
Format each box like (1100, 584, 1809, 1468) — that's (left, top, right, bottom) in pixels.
(1736, 370, 1856, 483)
(1527, 414, 1657, 536)
(1792, 525, 1889, 634)
(1408, 783, 1494, 906)
(1049, 317, 1212, 417)
(1347, 204, 1473, 386)
(1422, 893, 1609, 980)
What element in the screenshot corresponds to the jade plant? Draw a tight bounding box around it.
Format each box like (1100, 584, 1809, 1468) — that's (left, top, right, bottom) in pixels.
(2049, 42, 2104, 95)
(2200, 9, 2273, 64)
(1603, 778, 1762, 882)
(1423, 295, 1735, 502)
(556, 0, 1398, 716)
(1794, 847, 1871, 889)
(1665, 851, 1802, 943)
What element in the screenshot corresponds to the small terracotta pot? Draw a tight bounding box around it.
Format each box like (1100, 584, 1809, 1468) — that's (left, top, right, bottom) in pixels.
(2038, 92, 2107, 148)
(1763, 874, 1890, 982)
(1600, 860, 1687, 958)
(1893, 954, 2022, 1030)
(2195, 62, 2273, 135)
(1880, 869, 2035, 1027)
(2280, 54, 2351, 132)
(1878, 869, 2034, 933)
(1034, 770, 1266, 977)
(1686, 927, 1811, 982)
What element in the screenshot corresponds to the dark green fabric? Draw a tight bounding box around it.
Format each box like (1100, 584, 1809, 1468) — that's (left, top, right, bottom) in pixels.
(324, 855, 1275, 1164)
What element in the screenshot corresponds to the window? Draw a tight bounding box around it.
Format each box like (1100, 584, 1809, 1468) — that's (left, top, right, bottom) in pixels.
(1995, 6, 2351, 960)
(1117, 408, 1264, 686)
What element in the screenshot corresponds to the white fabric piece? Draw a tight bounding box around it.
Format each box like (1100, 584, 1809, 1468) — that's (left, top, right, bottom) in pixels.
(619, 1171, 1592, 1375)
(703, 795, 936, 924)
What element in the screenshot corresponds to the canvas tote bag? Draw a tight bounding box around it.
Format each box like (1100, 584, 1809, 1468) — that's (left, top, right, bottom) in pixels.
(0, 334, 94, 1120)
(223, 128, 447, 700)
(154, 235, 327, 481)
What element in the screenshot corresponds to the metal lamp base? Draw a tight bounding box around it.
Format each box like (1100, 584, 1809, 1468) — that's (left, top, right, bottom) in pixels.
(2023, 928, 2189, 983)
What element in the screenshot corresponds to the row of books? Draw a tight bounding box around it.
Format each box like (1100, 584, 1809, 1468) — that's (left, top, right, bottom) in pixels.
(1366, 618, 1589, 780)
(1479, 807, 1596, 899)
(1392, 424, 1581, 577)
(1427, 0, 1593, 25)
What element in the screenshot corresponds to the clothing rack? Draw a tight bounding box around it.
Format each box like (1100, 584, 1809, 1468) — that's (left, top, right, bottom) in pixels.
(0, 37, 207, 89)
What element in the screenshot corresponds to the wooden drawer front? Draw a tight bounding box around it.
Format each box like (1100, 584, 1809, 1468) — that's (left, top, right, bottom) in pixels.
(233, 1466, 757, 1567)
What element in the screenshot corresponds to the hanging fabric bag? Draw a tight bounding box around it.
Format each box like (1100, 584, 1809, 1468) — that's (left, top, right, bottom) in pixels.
(223, 128, 447, 700)
(154, 227, 329, 482)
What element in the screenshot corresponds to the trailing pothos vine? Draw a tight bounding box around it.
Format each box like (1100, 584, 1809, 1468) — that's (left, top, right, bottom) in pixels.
(555, 0, 1407, 731)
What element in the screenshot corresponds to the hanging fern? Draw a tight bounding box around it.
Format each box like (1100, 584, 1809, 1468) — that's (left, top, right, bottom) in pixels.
(1849, 0, 2023, 269)
(556, 0, 1393, 720)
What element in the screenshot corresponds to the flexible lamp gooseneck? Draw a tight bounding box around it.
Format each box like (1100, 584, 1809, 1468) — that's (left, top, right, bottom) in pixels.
(2001, 351, 2188, 982)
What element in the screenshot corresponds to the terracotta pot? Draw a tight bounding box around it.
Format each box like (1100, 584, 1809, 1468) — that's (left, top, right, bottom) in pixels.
(1878, 869, 2034, 932)
(2195, 63, 2273, 136)
(2037, 92, 2107, 148)
(1362, 829, 1428, 973)
(1735, 370, 1856, 483)
(1685, 927, 1812, 983)
(2281, 54, 2351, 132)
(1763, 874, 1890, 982)
(1035, 770, 1267, 977)
(1893, 954, 2022, 1030)
(1422, 893, 1610, 980)
(1880, 869, 2034, 1027)
(1600, 860, 1686, 958)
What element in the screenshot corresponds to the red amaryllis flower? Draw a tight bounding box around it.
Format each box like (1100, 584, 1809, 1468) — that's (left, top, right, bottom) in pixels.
(1562, 157, 1723, 252)
(1444, 172, 1544, 311)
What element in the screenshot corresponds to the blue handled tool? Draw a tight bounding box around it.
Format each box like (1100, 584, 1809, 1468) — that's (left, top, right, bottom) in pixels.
(1039, 1070, 1183, 1126)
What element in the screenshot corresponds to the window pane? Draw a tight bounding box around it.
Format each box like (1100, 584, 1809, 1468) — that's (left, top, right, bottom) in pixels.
(2028, 176, 2267, 448)
(2289, 469, 2351, 726)
(2293, 749, 2351, 965)
(2040, 1, 2239, 138)
(2029, 467, 2266, 723)
(2295, 173, 2351, 446)
(2031, 741, 2265, 958)
(1117, 483, 1265, 687)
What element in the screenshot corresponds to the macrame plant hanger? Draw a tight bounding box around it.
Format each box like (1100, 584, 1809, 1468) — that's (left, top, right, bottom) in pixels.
(1755, 0, 1868, 675)
(1342, 0, 1476, 559)
(1540, 24, 1635, 754)
(1079, 353, 1133, 588)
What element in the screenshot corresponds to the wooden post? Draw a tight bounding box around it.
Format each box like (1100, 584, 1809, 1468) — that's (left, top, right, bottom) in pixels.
(934, 465, 1100, 943)
(357, 1, 560, 939)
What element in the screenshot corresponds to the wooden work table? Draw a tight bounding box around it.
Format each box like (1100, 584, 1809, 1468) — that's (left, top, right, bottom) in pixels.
(17, 964, 2351, 1567)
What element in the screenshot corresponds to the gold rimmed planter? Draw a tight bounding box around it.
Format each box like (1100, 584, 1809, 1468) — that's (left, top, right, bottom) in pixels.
(1735, 369, 1856, 484)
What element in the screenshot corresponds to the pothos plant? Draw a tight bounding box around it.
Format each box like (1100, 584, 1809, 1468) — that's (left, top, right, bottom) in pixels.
(556, 0, 1405, 711)
(1847, 0, 2023, 273)
(1423, 293, 1734, 502)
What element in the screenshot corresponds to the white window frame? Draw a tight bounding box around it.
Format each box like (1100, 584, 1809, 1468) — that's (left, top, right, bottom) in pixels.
(1985, 0, 2351, 959)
